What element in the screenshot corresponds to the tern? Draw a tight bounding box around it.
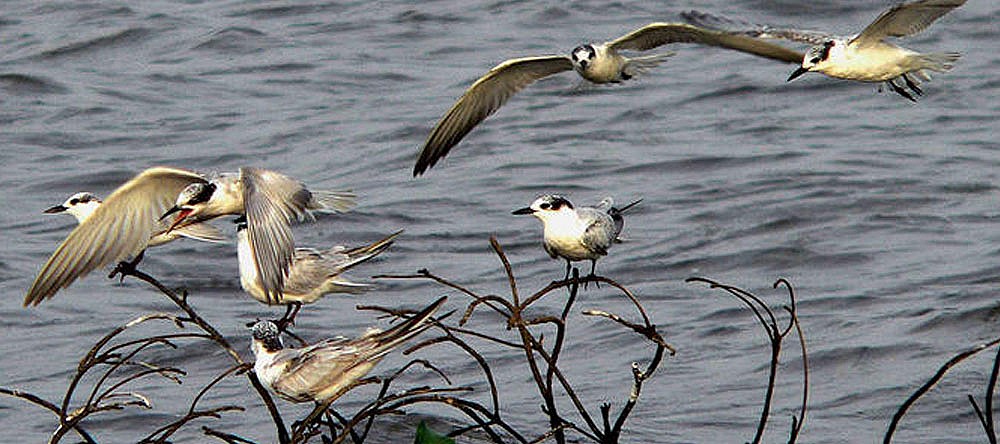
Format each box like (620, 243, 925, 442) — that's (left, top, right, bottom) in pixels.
(513, 195, 640, 278)
(237, 219, 401, 322)
(683, 0, 966, 101)
(251, 296, 446, 404)
(26, 167, 232, 306)
(24, 167, 353, 306)
(45, 191, 227, 249)
(413, 21, 805, 175)
(161, 167, 355, 305)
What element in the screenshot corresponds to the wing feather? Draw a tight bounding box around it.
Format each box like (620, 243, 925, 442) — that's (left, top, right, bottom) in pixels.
(24, 167, 206, 305)
(608, 22, 805, 63)
(241, 167, 318, 304)
(413, 55, 573, 175)
(852, 0, 966, 47)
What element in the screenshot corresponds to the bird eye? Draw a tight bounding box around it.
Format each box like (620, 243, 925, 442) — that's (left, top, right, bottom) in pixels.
(69, 198, 79, 205)
(540, 203, 551, 210)
(810, 57, 820, 64)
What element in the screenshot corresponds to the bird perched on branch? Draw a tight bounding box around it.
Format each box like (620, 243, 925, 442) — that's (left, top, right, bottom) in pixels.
(250, 296, 446, 404)
(237, 219, 401, 325)
(513, 195, 640, 279)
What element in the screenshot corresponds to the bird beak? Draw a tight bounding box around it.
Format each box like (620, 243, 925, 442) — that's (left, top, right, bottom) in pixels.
(512, 207, 534, 215)
(787, 67, 809, 82)
(160, 205, 181, 221)
(160, 206, 192, 234)
(44, 205, 67, 214)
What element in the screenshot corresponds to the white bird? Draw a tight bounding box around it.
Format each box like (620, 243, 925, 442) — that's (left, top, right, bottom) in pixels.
(682, 0, 966, 101)
(24, 167, 353, 307)
(512, 195, 640, 278)
(161, 167, 355, 305)
(237, 219, 401, 322)
(413, 22, 805, 175)
(25, 167, 233, 306)
(45, 191, 227, 249)
(251, 296, 446, 404)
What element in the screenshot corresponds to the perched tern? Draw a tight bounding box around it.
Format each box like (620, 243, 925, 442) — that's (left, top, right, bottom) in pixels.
(237, 219, 401, 321)
(513, 195, 640, 278)
(413, 22, 805, 175)
(683, 0, 966, 101)
(161, 167, 355, 305)
(251, 296, 446, 404)
(25, 167, 234, 306)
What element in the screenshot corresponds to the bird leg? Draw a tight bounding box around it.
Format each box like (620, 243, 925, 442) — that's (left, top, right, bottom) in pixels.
(274, 302, 303, 332)
(562, 260, 572, 282)
(108, 249, 147, 282)
(584, 260, 601, 289)
(902, 74, 923, 96)
(885, 79, 917, 102)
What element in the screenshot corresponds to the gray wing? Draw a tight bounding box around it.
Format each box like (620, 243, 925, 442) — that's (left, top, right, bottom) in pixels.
(271, 339, 371, 402)
(172, 221, 228, 243)
(24, 167, 206, 305)
(578, 209, 616, 256)
(681, 10, 833, 46)
(413, 55, 574, 176)
(852, 0, 966, 47)
(281, 249, 337, 297)
(241, 167, 317, 304)
(607, 22, 805, 63)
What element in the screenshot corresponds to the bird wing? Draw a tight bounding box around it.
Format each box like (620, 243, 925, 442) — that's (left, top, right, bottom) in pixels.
(241, 167, 316, 304)
(579, 209, 615, 256)
(271, 338, 372, 402)
(171, 221, 228, 243)
(281, 251, 335, 297)
(607, 22, 805, 63)
(852, 0, 966, 47)
(413, 55, 574, 175)
(24, 167, 206, 305)
(681, 10, 833, 46)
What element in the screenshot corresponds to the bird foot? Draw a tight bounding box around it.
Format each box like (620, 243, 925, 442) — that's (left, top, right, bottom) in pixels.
(108, 261, 139, 283)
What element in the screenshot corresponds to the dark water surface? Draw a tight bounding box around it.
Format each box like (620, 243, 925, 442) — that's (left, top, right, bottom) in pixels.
(1, 0, 998, 442)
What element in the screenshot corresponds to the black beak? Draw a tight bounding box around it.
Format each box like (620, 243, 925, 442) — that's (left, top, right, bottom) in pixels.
(787, 67, 809, 82)
(160, 205, 181, 221)
(44, 205, 67, 214)
(512, 207, 534, 215)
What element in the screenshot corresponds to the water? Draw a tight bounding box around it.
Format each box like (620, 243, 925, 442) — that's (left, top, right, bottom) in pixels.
(0, 0, 998, 442)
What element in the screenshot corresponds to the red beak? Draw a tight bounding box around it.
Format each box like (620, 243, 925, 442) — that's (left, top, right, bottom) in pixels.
(165, 208, 192, 234)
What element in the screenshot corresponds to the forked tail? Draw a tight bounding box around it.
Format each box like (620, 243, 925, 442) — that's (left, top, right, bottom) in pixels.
(366, 296, 447, 356)
(623, 52, 675, 79)
(314, 189, 357, 213)
(917, 52, 961, 73)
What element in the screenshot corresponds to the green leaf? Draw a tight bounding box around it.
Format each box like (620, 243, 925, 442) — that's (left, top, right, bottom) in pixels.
(414, 421, 455, 444)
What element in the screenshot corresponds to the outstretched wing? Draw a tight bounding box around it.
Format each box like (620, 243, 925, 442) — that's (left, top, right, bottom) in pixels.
(413, 55, 573, 176)
(25, 167, 206, 305)
(241, 167, 317, 304)
(608, 22, 805, 63)
(852, 0, 966, 47)
(681, 10, 833, 46)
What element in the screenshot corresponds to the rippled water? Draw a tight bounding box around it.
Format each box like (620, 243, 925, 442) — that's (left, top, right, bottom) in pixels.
(1, 0, 998, 443)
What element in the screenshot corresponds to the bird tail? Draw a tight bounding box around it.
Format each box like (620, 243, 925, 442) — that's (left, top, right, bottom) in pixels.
(608, 199, 642, 242)
(313, 189, 357, 213)
(363, 296, 447, 358)
(916, 52, 960, 73)
(623, 52, 675, 79)
(331, 230, 402, 271)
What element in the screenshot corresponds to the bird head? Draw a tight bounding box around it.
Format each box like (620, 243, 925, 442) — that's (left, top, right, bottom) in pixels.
(160, 182, 216, 233)
(46, 192, 102, 223)
(512, 194, 575, 221)
(250, 320, 284, 354)
(789, 40, 836, 81)
(570, 44, 597, 71)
